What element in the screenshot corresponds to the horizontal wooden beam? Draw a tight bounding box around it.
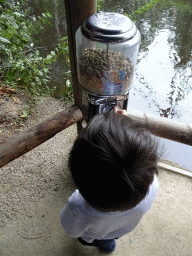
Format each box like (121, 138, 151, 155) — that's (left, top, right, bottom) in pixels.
(0, 105, 83, 168)
(126, 109, 192, 146)
(1, 106, 192, 169)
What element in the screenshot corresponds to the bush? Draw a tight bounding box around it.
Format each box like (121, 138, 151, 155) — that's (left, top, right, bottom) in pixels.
(0, 0, 67, 96)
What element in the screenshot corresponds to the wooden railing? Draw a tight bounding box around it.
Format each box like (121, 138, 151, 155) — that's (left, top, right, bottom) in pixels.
(0, 105, 83, 168)
(1, 0, 191, 169)
(127, 109, 192, 146)
(1, 106, 192, 168)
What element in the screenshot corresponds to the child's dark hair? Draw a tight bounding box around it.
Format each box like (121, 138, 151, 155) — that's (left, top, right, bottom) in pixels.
(69, 112, 160, 212)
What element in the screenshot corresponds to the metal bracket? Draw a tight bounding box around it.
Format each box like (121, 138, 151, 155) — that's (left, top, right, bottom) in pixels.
(94, 97, 118, 113)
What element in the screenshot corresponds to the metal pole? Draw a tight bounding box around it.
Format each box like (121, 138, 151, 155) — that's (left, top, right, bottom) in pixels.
(63, 0, 97, 134)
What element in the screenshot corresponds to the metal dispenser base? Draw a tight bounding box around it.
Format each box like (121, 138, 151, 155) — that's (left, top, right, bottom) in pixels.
(87, 93, 129, 120)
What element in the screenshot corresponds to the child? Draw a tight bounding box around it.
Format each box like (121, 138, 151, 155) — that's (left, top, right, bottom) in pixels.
(60, 110, 160, 253)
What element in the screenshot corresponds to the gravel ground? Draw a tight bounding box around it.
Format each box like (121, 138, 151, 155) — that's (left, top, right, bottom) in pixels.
(0, 96, 192, 256)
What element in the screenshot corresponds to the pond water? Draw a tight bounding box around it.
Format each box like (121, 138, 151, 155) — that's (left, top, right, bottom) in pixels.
(26, 0, 192, 171)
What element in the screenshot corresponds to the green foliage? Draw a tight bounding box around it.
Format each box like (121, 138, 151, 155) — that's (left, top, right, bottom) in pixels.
(20, 105, 30, 118)
(64, 78, 73, 100)
(125, 0, 160, 21)
(160, 0, 192, 13)
(0, 0, 58, 96)
(56, 36, 73, 100)
(97, 0, 104, 12)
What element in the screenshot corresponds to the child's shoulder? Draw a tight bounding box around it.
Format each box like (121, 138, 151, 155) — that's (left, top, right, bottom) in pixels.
(68, 189, 86, 209)
(139, 174, 159, 210)
(152, 174, 159, 191)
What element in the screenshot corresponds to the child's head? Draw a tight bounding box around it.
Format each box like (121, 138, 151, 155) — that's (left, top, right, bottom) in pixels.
(69, 112, 160, 212)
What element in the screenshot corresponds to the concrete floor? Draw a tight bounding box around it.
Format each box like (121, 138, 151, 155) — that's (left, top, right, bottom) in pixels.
(1, 138, 192, 255)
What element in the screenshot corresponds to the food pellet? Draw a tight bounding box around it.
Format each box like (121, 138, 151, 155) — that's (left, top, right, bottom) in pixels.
(77, 48, 134, 95)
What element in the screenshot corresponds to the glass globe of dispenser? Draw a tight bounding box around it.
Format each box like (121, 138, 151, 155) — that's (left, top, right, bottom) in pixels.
(76, 12, 141, 96)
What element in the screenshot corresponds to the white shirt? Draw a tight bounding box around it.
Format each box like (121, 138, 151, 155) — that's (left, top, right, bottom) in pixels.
(60, 175, 159, 243)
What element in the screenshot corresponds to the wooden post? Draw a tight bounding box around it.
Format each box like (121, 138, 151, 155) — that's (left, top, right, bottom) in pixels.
(0, 105, 83, 168)
(63, 0, 97, 134)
